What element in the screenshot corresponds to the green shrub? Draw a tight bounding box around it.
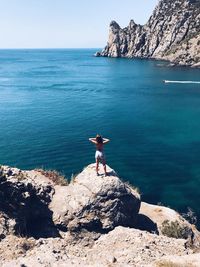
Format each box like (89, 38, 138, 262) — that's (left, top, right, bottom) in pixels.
(161, 220, 192, 239)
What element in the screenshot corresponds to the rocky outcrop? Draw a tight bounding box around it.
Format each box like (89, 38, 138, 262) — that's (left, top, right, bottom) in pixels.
(50, 164, 140, 234)
(1, 227, 198, 267)
(0, 163, 200, 266)
(0, 166, 57, 239)
(139, 202, 200, 247)
(98, 0, 200, 67)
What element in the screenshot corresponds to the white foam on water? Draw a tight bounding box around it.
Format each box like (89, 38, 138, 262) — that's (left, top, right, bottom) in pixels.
(164, 80, 200, 84)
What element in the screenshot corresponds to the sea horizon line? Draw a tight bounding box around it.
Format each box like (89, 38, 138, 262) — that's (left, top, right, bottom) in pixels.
(0, 47, 101, 50)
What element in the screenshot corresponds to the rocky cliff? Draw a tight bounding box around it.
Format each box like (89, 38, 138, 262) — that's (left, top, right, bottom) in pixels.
(0, 164, 200, 266)
(98, 0, 200, 67)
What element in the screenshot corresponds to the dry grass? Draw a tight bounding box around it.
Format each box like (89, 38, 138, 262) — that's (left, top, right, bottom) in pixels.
(35, 169, 68, 186)
(19, 238, 36, 253)
(0, 236, 36, 260)
(182, 207, 197, 225)
(156, 260, 195, 267)
(70, 173, 79, 184)
(0, 166, 5, 180)
(125, 181, 141, 195)
(16, 171, 28, 181)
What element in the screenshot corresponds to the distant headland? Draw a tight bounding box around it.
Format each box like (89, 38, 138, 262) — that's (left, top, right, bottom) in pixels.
(96, 0, 200, 68)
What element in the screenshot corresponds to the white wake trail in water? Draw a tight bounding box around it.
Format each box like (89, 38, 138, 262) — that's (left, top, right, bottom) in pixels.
(164, 80, 200, 84)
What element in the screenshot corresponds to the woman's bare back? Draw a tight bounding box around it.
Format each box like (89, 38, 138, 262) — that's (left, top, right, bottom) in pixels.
(96, 142, 103, 151)
(89, 135, 110, 176)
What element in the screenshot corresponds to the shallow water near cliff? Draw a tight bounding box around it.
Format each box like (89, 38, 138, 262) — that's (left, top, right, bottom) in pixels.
(0, 49, 200, 226)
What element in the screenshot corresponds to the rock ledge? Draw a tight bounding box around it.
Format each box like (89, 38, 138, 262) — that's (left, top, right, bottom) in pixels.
(0, 163, 200, 267)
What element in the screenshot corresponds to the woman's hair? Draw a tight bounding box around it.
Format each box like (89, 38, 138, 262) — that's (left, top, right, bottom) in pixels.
(96, 134, 103, 144)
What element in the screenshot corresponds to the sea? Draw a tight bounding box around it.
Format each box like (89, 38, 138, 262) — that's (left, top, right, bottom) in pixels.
(0, 49, 200, 225)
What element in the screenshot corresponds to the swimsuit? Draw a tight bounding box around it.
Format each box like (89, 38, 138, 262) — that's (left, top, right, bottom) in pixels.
(95, 150, 105, 164)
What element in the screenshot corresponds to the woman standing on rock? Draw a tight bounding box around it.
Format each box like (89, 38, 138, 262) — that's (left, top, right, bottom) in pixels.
(89, 134, 110, 176)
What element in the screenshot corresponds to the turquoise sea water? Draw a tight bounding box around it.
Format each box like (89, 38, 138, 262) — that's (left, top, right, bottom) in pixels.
(0, 49, 200, 224)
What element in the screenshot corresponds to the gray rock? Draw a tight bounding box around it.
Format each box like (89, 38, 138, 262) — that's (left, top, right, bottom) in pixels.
(98, 0, 200, 67)
(1, 163, 200, 267)
(138, 202, 200, 248)
(50, 164, 141, 233)
(0, 166, 57, 238)
(94, 52, 101, 57)
(1, 227, 197, 267)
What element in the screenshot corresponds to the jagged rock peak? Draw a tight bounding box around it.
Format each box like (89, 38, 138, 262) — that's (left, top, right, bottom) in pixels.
(98, 0, 200, 67)
(109, 20, 120, 29)
(129, 19, 137, 29)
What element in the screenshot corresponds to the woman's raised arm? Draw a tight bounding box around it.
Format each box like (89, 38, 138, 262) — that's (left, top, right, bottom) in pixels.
(103, 138, 110, 144)
(89, 138, 97, 144)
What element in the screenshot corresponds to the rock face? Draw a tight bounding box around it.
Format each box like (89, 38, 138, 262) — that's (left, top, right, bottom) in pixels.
(50, 164, 141, 233)
(139, 202, 200, 247)
(0, 164, 140, 239)
(99, 0, 200, 67)
(1, 163, 200, 266)
(1, 227, 198, 267)
(0, 166, 57, 239)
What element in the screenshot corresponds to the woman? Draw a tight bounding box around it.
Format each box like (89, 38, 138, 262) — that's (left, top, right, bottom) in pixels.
(89, 134, 110, 176)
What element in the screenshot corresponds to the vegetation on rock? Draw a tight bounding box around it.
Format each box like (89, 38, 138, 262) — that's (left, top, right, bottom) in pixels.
(161, 220, 192, 239)
(35, 169, 68, 186)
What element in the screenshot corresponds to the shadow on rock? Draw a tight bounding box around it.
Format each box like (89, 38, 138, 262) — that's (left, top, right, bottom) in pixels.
(135, 214, 159, 234)
(0, 175, 60, 239)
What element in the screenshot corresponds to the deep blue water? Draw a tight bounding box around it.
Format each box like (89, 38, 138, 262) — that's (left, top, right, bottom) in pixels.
(0, 49, 200, 224)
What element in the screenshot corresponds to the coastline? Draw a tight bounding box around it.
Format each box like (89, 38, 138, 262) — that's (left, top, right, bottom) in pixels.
(1, 163, 200, 266)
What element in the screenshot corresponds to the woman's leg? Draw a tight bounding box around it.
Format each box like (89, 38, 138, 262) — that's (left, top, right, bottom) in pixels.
(102, 159, 107, 176)
(96, 158, 99, 175)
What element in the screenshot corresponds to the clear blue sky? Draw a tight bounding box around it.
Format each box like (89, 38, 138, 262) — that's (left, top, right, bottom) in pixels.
(0, 0, 159, 48)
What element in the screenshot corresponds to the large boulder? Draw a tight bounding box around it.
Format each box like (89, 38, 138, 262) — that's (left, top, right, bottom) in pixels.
(50, 164, 141, 233)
